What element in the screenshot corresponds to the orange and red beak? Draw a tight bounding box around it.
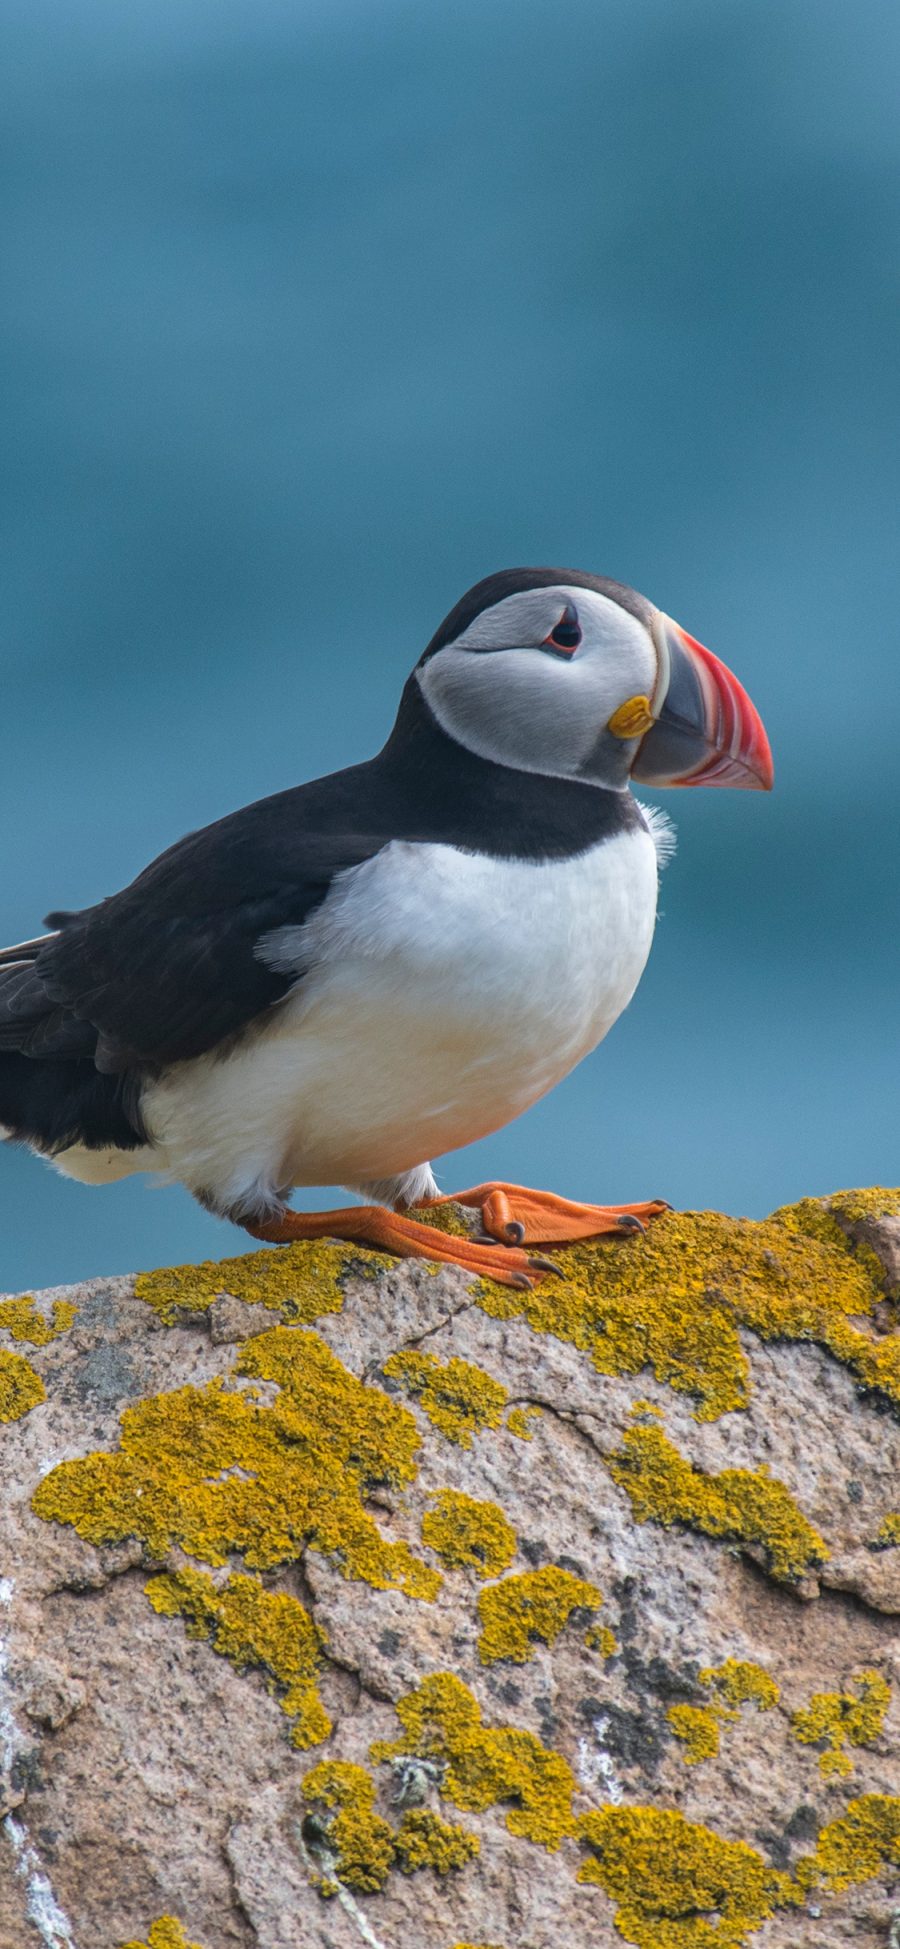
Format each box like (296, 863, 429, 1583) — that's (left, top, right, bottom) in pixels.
(632, 614, 774, 791)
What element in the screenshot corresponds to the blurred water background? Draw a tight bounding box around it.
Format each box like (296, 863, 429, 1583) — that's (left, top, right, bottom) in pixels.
(2, 0, 899, 1291)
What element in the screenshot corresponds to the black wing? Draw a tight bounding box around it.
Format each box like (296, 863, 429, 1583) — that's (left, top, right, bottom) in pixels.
(1, 766, 391, 1076)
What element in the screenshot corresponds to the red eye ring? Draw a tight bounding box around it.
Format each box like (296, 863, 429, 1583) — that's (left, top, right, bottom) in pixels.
(544, 603, 581, 654)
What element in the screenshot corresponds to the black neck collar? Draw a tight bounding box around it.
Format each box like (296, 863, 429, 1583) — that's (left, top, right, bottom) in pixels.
(373, 678, 642, 860)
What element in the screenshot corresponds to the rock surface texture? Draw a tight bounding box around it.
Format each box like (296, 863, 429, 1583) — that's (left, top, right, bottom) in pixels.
(2, 1191, 900, 1949)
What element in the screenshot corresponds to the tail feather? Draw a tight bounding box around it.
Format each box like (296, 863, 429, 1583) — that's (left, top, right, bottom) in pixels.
(0, 932, 59, 968)
(0, 962, 96, 1059)
(0, 929, 147, 1154)
(0, 1051, 147, 1155)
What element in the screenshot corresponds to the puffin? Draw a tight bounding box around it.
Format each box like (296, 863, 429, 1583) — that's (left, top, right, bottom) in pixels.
(0, 568, 772, 1289)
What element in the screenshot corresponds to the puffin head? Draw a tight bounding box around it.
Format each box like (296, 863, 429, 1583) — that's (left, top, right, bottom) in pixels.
(415, 567, 773, 793)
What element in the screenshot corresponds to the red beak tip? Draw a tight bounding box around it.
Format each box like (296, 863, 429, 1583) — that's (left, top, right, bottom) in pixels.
(681, 629, 774, 793)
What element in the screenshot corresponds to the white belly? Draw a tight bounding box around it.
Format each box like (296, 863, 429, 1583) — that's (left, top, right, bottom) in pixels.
(139, 830, 660, 1214)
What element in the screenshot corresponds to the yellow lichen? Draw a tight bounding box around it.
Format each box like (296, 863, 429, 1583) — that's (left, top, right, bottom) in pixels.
(0, 1292, 76, 1421)
(577, 1806, 797, 1947)
(382, 1349, 508, 1447)
(135, 1239, 371, 1326)
(301, 1761, 477, 1893)
(145, 1567, 330, 1748)
(475, 1195, 900, 1422)
(873, 1513, 900, 1548)
(476, 1565, 603, 1666)
(119, 1922, 205, 1949)
(0, 1348, 45, 1422)
(393, 1809, 480, 1875)
(302, 1761, 396, 1893)
(668, 1661, 778, 1766)
(33, 1327, 440, 1600)
(700, 1658, 780, 1713)
(0, 1297, 76, 1344)
(667, 1704, 721, 1765)
(372, 1671, 576, 1850)
(585, 1622, 617, 1657)
(824, 1186, 900, 1224)
(505, 1405, 541, 1441)
(791, 1669, 890, 1778)
(607, 1425, 828, 1582)
(422, 1490, 517, 1580)
(795, 1793, 900, 1892)
(414, 1203, 473, 1238)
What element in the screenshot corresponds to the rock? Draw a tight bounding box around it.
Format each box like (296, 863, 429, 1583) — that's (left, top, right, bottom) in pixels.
(1, 1193, 900, 1949)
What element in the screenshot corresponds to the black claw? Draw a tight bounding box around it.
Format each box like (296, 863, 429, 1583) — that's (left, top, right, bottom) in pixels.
(475, 1220, 528, 1249)
(510, 1272, 534, 1291)
(617, 1215, 646, 1235)
(528, 1254, 563, 1275)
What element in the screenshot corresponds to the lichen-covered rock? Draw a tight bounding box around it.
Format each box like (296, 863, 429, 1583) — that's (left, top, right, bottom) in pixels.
(2, 1192, 900, 1948)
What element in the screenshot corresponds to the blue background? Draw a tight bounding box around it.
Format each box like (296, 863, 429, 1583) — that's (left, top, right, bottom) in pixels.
(3, 0, 899, 1291)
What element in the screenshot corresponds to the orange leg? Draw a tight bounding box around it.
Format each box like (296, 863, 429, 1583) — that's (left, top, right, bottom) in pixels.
(418, 1183, 669, 1248)
(241, 1202, 560, 1290)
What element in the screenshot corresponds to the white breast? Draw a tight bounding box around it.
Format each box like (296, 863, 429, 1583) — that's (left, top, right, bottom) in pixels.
(141, 826, 662, 1217)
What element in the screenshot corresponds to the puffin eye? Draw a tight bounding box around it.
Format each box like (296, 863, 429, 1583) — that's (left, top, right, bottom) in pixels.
(545, 603, 582, 653)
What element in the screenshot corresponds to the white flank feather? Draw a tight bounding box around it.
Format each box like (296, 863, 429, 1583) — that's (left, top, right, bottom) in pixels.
(636, 800, 677, 870)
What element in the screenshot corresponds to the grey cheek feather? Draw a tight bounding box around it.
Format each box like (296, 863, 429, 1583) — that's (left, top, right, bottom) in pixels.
(417, 589, 658, 787)
(417, 650, 602, 778)
(576, 724, 641, 790)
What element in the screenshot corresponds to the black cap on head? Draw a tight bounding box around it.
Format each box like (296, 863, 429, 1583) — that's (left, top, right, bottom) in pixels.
(420, 567, 654, 663)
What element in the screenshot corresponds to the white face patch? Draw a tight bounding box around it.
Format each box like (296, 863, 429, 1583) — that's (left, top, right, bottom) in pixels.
(417, 586, 658, 785)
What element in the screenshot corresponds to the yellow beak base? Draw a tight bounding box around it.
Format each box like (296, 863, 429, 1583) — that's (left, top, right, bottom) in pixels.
(607, 694, 655, 740)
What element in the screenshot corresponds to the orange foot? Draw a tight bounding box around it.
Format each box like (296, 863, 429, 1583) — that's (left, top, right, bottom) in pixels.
(418, 1183, 669, 1248)
(241, 1202, 560, 1291)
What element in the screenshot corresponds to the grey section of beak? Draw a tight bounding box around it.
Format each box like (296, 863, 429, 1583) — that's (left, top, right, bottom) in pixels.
(631, 625, 708, 785)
